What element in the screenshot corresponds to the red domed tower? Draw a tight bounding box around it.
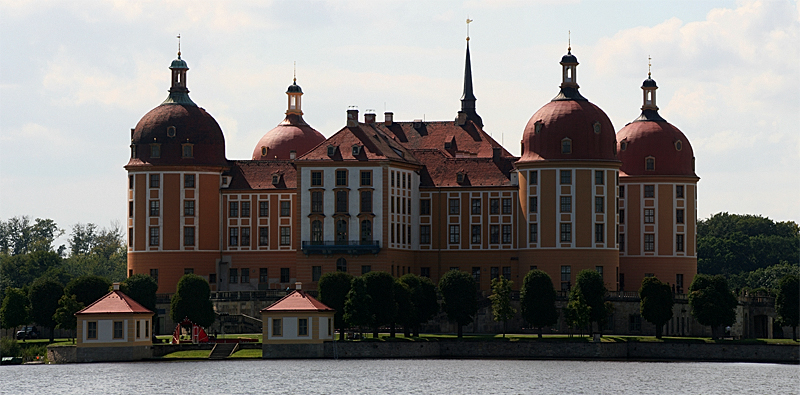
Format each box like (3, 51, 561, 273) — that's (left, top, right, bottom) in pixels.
(616, 70, 698, 294)
(252, 77, 325, 160)
(125, 51, 229, 294)
(516, 47, 621, 291)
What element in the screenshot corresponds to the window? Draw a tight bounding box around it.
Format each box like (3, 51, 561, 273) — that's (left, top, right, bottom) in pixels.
(149, 174, 160, 188)
(336, 170, 347, 186)
(241, 202, 250, 217)
(529, 170, 538, 185)
(391, 172, 395, 187)
(311, 171, 322, 186)
(182, 144, 193, 158)
(595, 224, 604, 242)
(644, 185, 655, 198)
(560, 196, 572, 213)
(360, 170, 371, 186)
(560, 170, 572, 184)
(502, 267, 511, 280)
(184, 174, 195, 188)
(490, 267, 500, 281)
(360, 220, 372, 243)
(676, 234, 684, 252)
(502, 198, 512, 214)
(149, 227, 159, 246)
(472, 267, 481, 283)
(149, 200, 160, 216)
(209, 273, 216, 284)
(421, 267, 431, 278)
(87, 321, 97, 339)
(676, 209, 684, 224)
(312, 266, 322, 282)
(150, 269, 158, 284)
(361, 265, 371, 275)
(449, 199, 459, 214)
(490, 199, 499, 214)
(128, 201, 133, 217)
(280, 227, 290, 245)
(280, 268, 290, 283)
(310, 220, 322, 244)
(629, 314, 642, 332)
(184, 200, 195, 216)
(560, 223, 572, 242)
(619, 234, 625, 252)
(561, 138, 572, 154)
(420, 225, 431, 244)
(596, 266, 603, 277)
(676, 274, 684, 293)
(676, 185, 684, 198)
(529, 196, 537, 213)
(449, 225, 460, 244)
(272, 318, 282, 336)
(113, 321, 123, 339)
(260, 268, 268, 283)
(471, 199, 481, 214)
(229, 228, 238, 246)
(129, 175, 134, 189)
(619, 185, 625, 199)
(298, 318, 308, 336)
(280, 201, 291, 216)
(645, 157, 655, 171)
(241, 227, 250, 246)
(619, 209, 625, 223)
(595, 197, 604, 213)
(360, 190, 372, 213)
(336, 258, 347, 272)
(237, 268, 248, 283)
(259, 227, 269, 246)
(471, 225, 481, 244)
(490, 225, 500, 244)
(184, 227, 195, 246)
(644, 209, 655, 223)
(307, 191, 322, 213)
(529, 223, 538, 243)
(420, 199, 431, 215)
(561, 265, 571, 290)
(595, 170, 604, 185)
(402, 174, 406, 189)
(502, 225, 512, 244)
(150, 144, 161, 158)
(229, 202, 239, 217)
(644, 234, 655, 251)
(336, 190, 348, 213)
(336, 219, 348, 243)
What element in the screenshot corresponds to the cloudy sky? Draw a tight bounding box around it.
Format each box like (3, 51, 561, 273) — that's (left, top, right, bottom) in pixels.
(1, 0, 798, 239)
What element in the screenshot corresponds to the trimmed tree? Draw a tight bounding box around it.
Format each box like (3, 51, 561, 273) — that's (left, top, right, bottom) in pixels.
(689, 274, 737, 339)
(438, 270, 478, 339)
(53, 294, 83, 343)
(120, 274, 158, 312)
(29, 277, 63, 341)
(343, 276, 372, 337)
(564, 294, 591, 337)
(1, 288, 30, 334)
(170, 274, 215, 328)
(571, 270, 611, 334)
(776, 274, 799, 341)
(399, 274, 438, 337)
(638, 277, 674, 339)
(520, 270, 559, 338)
(392, 280, 412, 338)
(363, 271, 396, 338)
(317, 271, 353, 340)
(489, 277, 516, 337)
(64, 275, 112, 306)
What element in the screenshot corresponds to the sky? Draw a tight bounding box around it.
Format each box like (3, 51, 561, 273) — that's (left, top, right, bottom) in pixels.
(1, 0, 798, 242)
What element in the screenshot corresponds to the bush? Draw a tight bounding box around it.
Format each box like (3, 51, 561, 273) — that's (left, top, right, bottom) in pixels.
(1, 337, 21, 357)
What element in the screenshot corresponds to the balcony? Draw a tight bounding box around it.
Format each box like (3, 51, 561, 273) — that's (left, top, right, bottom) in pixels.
(301, 240, 381, 256)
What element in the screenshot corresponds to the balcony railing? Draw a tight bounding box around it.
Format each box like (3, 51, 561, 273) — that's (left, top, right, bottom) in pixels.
(301, 240, 381, 256)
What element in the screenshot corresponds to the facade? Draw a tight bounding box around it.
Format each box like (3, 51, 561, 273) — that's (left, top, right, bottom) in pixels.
(125, 41, 697, 298)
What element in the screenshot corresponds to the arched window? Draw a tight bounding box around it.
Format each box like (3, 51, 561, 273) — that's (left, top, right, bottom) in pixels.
(336, 257, 347, 272)
(360, 220, 372, 244)
(336, 219, 348, 244)
(561, 138, 572, 154)
(675, 141, 682, 151)
(311, 220, 322, 244)
(645, 156, 655, 171)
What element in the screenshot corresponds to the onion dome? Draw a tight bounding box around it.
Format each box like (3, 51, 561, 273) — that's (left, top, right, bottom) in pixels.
(616, 74, 696, 177)
(252, 78, 325, 160)
(127, 54, 227, 167)
(519, 49, 617, 162)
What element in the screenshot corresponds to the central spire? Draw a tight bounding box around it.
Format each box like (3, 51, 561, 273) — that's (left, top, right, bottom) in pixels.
(458, 19, 483, 128)
(161, 39, 196, 106)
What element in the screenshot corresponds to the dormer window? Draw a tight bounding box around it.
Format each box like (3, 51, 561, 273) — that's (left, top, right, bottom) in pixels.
(444, 142, 451, 149)
(620, 140, 628, 151)
(561, 138, 572, 154)
(413, 119, 423, 129)
(166, 126, 176, 138)
(182, 143, 193, 158)
(534, 121, 543, 134)
(272, 174, 280, 185)
(645, 156, 655, 171)
(150, 144, 161, 158)
(593, 121, 601, 134)
(327, 145, 336, 157)
(352, 145, 361, 156)
(261, 146, 268, 157)
(675, 141, 682, 151)
(289, 150, 296, 159)
(456, 172, 465, 184)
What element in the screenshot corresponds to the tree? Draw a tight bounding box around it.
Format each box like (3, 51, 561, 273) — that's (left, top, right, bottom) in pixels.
(639, 277, 674, 339)
(363, 271, 396, 338)
(53, 294, 83, 343)
(399, 274, 438, 337)
(520, 269, 559, 338)
(343, 277, 372, 336)
(391, 280, 412, 338)
(120, 274, 158, 312)
(317, 271, 353, 340)
(0, 216, 65, 256)
(62, 224, 127, 282)
(1, 250, 64, 292)
(29, 277, 64, 341)
(438, 270, 477, 338)
(689, 274, 738, 338)
(775, 274, 799, 341)
(563, 293, 590, 337)
(170, 274, 215, 328)
(727, 262, 800, 291)
(570, 270, 610, 333)
(1, 288, 29, 333)
(64, 275, 111, 306)
(488, 277, 516, 337)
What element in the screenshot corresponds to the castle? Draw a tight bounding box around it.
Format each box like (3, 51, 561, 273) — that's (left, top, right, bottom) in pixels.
(125, 39, 698, 296)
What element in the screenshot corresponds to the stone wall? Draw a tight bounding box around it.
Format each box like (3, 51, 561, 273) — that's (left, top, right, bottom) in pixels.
(47, 345, 153, 363)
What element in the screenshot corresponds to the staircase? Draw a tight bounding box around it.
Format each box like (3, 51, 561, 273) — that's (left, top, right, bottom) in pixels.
(208, 343, 238, 359)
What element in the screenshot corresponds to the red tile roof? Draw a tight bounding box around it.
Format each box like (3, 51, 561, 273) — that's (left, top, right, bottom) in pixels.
(251, 114, 326, 160)
(228, 160, 297, 190)
(298, 123, 421, 165)
(414, 150, 517, 188)
(76, 290, 153, 315)
(261, 290, 335, 313)
(377, 120, 511, 158)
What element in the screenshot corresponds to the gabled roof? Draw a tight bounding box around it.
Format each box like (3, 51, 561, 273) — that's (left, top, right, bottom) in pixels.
(414, 149, 517, 188)
(298, 123, 421, 166)
(227, 160, 297, 190)
(377, 120, 511, 158)
(261, 290, 335, 313)
(76, 290, 153, 315)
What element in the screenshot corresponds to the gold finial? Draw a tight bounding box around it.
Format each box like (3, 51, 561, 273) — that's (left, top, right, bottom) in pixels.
(466, 18, 473, 41)
(293, 61, 296, 84)
(177, 34, 181, 58)
(648, 55, 652, 77)
(568, 30, 571, 53)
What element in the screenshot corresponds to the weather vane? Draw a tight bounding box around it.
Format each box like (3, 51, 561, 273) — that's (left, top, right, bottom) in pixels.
(293, 61, 296, 83)
(648, 55, 652, 77)
(177, 34, 181, 58)
(466, 18, 473, 41)
(568, 30, 571, 52)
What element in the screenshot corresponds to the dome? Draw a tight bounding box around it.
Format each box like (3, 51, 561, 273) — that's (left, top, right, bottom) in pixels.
(561, 52, 578, 64)
(287, 82, 302, 93)
(252, 114, 325, 160)
(642, 77, 657, 88)
(170, 58, 188, 69)
(127, 104, 227, 167)
(616, 120, 695, 177)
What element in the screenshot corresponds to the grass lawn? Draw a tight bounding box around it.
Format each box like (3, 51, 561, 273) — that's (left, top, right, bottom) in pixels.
(162, 350, 211, 358)
(230, 349, 262, 358)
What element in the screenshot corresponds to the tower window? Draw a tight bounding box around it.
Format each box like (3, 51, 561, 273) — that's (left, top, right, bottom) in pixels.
(149, 174, 160, 188)
(593, 121, 601, 134)
(595, 224, 604, 242)
(644, 185, 655, 198)
(644, 234, 655, 251)
(184, 174, 195, 188)
(645, 156, 655, 171)
(561, 138, 572, 154)
(644, 209, 655, 223)
(676, 185, 684, 198)
(529, 196, 537, 213)
(529, 223, 538, 243)
(182, 144, 193, 158)
(261, 146, 267, 157)
(449, 225, 460, 244)
(166, 126, 176, 137)
(560, 170, 572, 184)
(595, 170, 604, 185)
(529, 170, 538, 185)
(620, 140, 628, 151)
(560, 223, 572, 242)
(675, 140, 682, 151)
(676, 209, 684, 224)
(150, 144, 161, 158)
(560, 196, 572, 213)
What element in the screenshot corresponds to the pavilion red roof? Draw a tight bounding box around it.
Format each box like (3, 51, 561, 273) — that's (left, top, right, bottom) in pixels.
(261, 290, 334, 313)
(75, 290, 153, 315)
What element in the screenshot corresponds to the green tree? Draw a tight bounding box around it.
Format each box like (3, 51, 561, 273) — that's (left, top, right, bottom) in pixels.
(391, 280, 412, 338)
(639, 277, 674, 339)
(64, 275, 111, 306)
(120, 274, 158, 312)
(343, 276, 372, 336)
(1, 288, 29, 333)
(399, 274, 438, 337)
(0, 216, 64, 256)
(520, 269, 559, 338)
(689, 274, 738, 338)
(488, 277, 516, 337)
(570, 270, 610, 333)
(29, 277, 64, 341)
(363, 271, 396, 338)
(1, 250, 64, 292)
(62, 224, 127, 282)
(317, 271, 353, 340)
(53, 294, 83, 343)
(727, 262, 800, 291)
(775, 274, 799, 341)
(438, 270, 477, 339)
(563, 293, 590, 337)
(170, 274, 215, 328)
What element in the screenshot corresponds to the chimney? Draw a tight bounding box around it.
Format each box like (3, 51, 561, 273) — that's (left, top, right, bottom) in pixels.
(456, 111, 468, 126)
(113, 282, 120, 291)
(384, 112, 393, 125)
(347, 108, 359, 127)
(364, 111, 376, 124)
(493, 147, 501, 162)
(295, 282, 302, 290)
